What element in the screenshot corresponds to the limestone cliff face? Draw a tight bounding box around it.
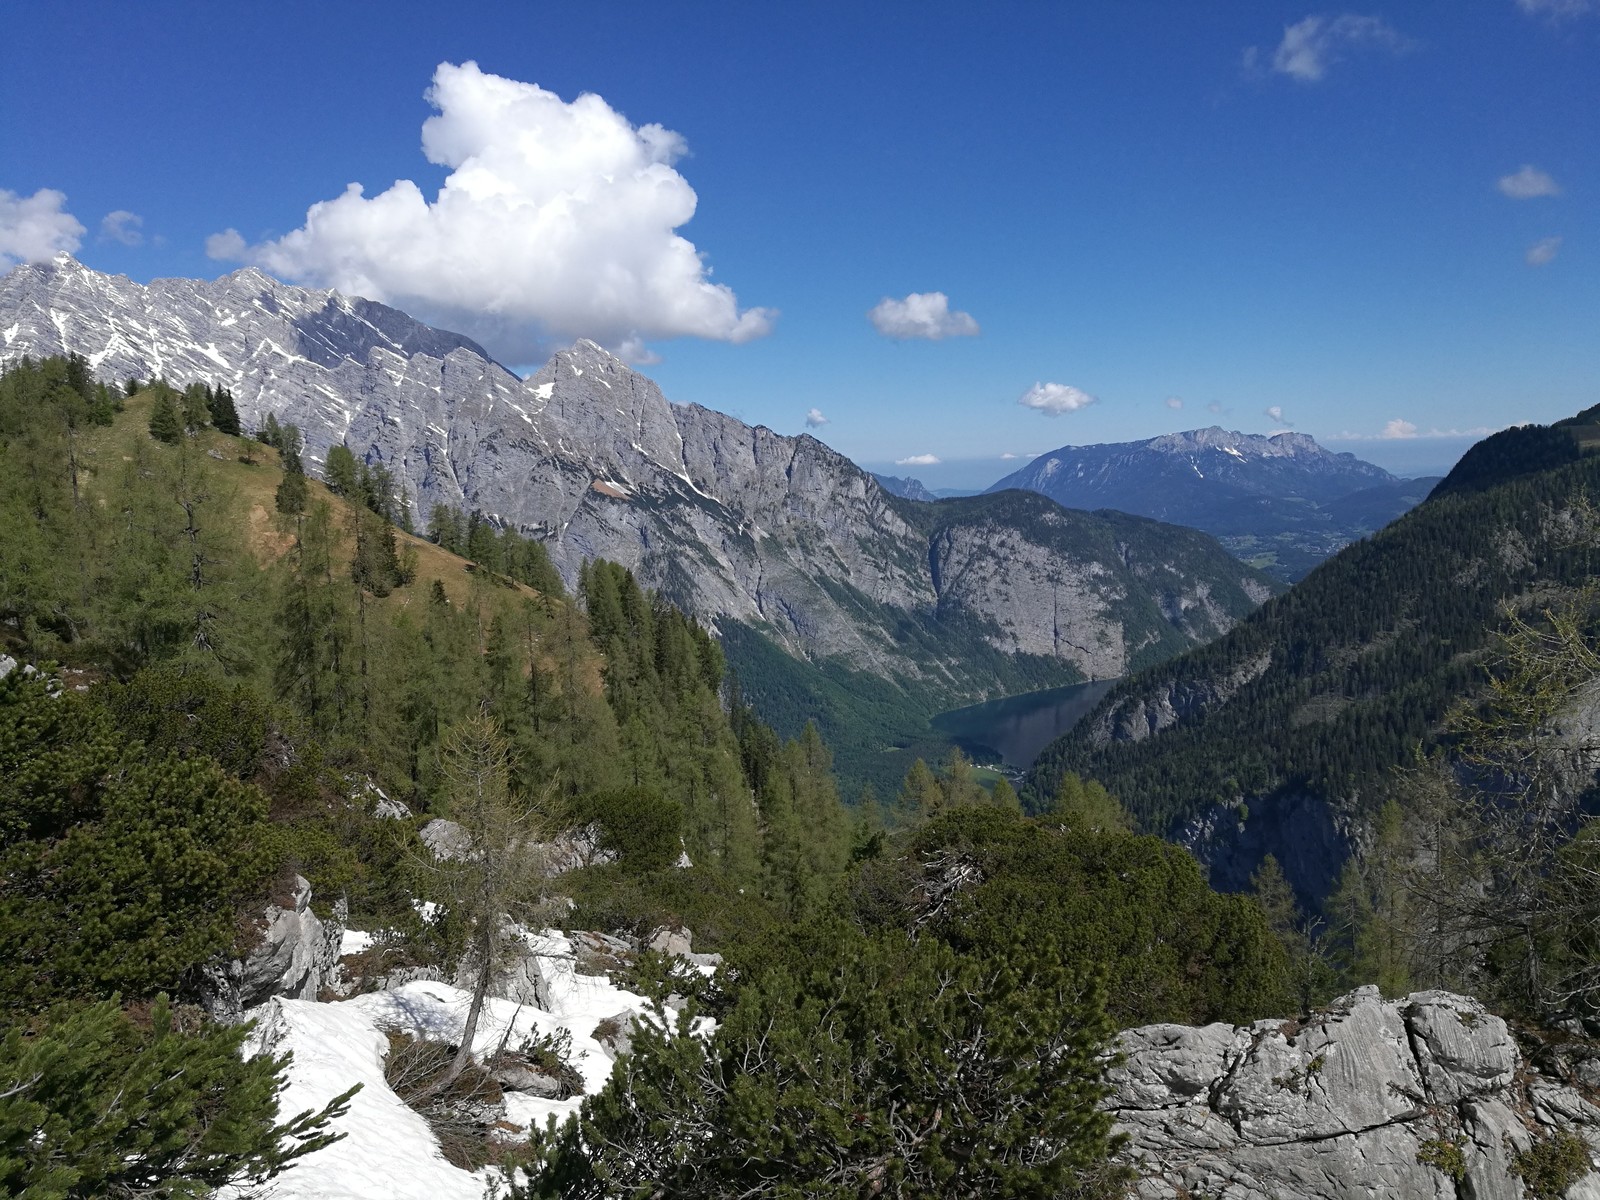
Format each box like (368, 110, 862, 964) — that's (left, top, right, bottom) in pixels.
(0, 255, 1274, 693)
(1110, 986, 1600, 1200)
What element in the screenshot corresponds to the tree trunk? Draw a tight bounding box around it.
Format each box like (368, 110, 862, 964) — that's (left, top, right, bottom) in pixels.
(442, 915, 495, 1090)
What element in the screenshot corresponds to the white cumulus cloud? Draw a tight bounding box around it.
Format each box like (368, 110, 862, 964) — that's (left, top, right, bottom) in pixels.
(1383, 418, 1418, 439)
(207, 61, 774, 364)
(1265, 405, 1291, 426)
(805, 408, 829, 428)
(0, 187, 85, 269)
(896, 453, 942, 466)
(1165, 396, 1184, 410)
(1019, 381, 1096, 416)
(1251, 13, 1413, 83)
(100, 210, 143, 246)
(867, 291, 980, 340)
(1526, 236, 1563, 266)
(1498, 165, 1562, 199)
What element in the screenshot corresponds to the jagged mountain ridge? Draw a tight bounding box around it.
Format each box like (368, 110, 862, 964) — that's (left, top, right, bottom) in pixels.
(988, 427, 1427, 582)
(0, 255, 1274, 701)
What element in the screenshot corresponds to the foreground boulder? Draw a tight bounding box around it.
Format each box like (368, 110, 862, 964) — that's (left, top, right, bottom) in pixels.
(201, 874, 344, 1022)
(1108, 986, 1600, 1199)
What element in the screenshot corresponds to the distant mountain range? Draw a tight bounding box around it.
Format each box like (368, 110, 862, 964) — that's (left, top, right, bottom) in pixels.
(1027, 408, 1600, 907)
(0, 256, 1277, 788)
(871, 473, 940, 502)
(988, 427, 1438, 581)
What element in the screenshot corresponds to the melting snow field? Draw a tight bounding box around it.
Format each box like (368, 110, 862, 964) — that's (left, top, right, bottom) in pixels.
(235, 932, 655, 1200)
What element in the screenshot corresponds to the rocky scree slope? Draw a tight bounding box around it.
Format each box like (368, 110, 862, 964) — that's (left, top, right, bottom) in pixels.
(989, 426, 1432, 582)
(0, 255, 1273, 700)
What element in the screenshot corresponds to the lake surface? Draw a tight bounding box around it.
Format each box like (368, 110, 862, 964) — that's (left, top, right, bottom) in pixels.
(932, 680, 1117, 770)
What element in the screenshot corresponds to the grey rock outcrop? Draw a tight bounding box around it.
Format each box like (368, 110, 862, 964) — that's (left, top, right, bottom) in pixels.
(418, 818, 471, 861)
(1109, 986, 1600, 1199)
(0, 256, 1273, 700)
(202, 875, 344, 1021)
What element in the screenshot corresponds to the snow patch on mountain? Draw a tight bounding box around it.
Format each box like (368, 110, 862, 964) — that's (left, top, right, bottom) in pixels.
(235, 931, 663, 1199)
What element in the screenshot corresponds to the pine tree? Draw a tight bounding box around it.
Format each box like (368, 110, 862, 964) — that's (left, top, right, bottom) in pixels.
(0, 994, 354, 1198)
(274, 423, 308, 515)
(206, 384, 242, 436)
(897, 757, 942, 820)
(148, 390, 182, 444)
(323, 443, 360, 497)
(990, 775, 1022, 812)
(180, 383, 211, 432)
(1050, 771, 1131, 835)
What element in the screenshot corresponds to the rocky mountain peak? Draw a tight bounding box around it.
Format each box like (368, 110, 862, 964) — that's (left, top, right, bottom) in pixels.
(0, 256, 1273, 704)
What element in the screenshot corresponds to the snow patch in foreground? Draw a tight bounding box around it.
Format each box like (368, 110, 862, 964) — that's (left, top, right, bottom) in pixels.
(234, 931, 655, 1200)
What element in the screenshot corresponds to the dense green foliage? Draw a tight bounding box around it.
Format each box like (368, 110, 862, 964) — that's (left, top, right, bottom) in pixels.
(0, 671, 273, 1008)
(524, 926, 1126, 1200)
(427, 502, 565, 596)
(0, 995, 351, 1199)
(852, 805, 1293, 1028)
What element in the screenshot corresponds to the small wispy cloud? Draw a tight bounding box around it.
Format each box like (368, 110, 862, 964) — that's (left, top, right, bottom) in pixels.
(896, 453, 941, 466)
(805, 407, 829, 428)
(1019, 381, 1096, 416)
(0, 187, 85, 269)
(868, 291, 980, 340)
(1526, 236, 1563, 266)
(1207, 401, 1225, 415)
(1515, 0, 1594, 19)
(1000, 452, 1020, 460)
(1246, 14, 1413, 84)
(1165, 396, 1184, 410)
(1333, 423, 1497, 440)
(1265, 405, 1291, 427)
(99, 210, 143, 246)
(1498, 165, 1562, 199)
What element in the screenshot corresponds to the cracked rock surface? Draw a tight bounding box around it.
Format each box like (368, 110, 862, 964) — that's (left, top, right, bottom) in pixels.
(1107, 986, 1600, 1199)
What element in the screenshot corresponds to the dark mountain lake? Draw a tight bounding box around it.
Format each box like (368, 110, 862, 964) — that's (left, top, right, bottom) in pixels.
(931, 680, 1117, 770)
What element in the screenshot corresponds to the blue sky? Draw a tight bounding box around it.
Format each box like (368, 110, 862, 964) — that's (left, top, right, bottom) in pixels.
(3, 1, 1595, 486)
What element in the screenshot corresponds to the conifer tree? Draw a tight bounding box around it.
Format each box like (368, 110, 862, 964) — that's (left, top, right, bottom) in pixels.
(897, 757, 943, 819)
(1050, 771, 1132, 835)
(148, 389, 182, 444)
(420, 716, 553, 1093)
(274, 422, 308, 515)
(991, 774, 1022, 812)
(0, 994, 354, 1198)
(180, 383, 211, 432)
(323, 443, 360, 497)
(206, 383, 242, 436)
(273, 503, 354, 737)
